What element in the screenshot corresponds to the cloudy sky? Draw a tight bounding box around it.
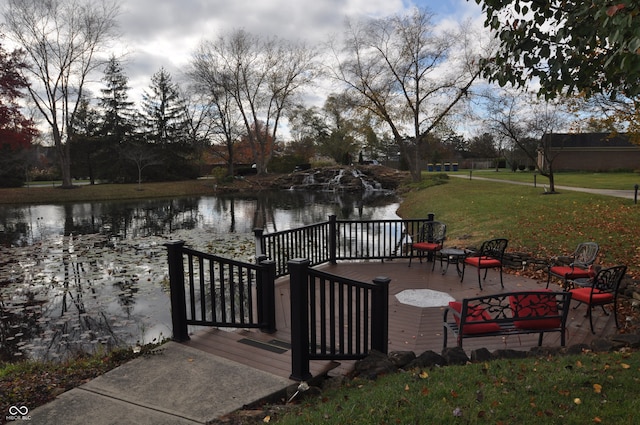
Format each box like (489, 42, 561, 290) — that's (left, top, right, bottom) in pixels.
(110, 0, 485, 104)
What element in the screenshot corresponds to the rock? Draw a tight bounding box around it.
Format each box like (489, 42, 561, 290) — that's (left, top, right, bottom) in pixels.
(353, 349, 397, 379)
(610, 333, 640, 348)
(470, 348, 492, 362)
(492, 349, 528, 360)
(405, 350, 447, 369)
(388, 351, 416, 368)
(564, 343, 590, 355)
(273, 166, 409, 192)
(441, 347, 469, 365)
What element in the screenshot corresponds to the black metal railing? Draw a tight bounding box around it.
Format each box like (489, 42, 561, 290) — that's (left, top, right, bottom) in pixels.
(165, 241, 276, 341)
(255, 222, 331, 276)
(288, 258, 389, 381)
(255, 214, 434, 277)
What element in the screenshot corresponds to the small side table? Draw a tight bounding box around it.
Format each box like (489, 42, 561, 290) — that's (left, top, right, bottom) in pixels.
(439, 248, 467, 276)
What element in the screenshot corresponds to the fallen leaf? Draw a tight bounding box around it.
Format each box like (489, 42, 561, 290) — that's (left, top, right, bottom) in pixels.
(621, 363, 631, 369)
(263, 415, 271, 423)
(419, 371, 428, 379)
(593, 384, 602, 394)
(574, 398, 582, 405)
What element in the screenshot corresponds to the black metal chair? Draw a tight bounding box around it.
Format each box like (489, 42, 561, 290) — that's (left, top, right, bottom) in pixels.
(546, 242, 599, 289)
(408, 221, 446, 270)
(460, 238, 508, 290)
(568, 265, 626, 333)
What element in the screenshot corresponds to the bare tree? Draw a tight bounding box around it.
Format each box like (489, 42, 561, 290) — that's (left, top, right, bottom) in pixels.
(121, 141, 160, 188)
(486, 88, 571, 193)
(189, 29, 318, 175)
(188, 47, 244, 177)
(3, 0, 120, 188)
(330, 8, 487, 181)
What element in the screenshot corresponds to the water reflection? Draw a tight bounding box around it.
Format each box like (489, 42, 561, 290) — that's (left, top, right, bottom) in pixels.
(0, 190, 399, 361)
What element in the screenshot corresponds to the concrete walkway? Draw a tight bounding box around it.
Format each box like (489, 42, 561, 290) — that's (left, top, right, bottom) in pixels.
(29, 342, 292, 425)
(449, 174, 638, 200)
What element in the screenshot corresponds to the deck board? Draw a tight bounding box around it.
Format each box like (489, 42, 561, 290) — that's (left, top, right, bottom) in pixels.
(183, 259, 615, 381)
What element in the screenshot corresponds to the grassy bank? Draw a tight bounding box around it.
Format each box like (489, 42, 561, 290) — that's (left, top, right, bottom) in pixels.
(0, 180, 219, 204)
(276, 350, 640, 424)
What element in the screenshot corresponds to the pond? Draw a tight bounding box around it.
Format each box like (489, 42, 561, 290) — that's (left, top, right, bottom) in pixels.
(0, 189, 400, 362)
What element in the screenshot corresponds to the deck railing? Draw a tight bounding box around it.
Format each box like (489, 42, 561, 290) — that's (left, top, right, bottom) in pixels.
(167, 215, 433, 380)
(165, 241, 276, 341)
(288, 258, 390, 381)
(255, 214, 434, 277)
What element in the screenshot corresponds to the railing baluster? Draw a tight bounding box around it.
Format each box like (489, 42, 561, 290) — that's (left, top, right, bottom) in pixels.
(219, 261, 226, 323)
(229, 263, 236, 324)
(188, 253, 196, 321)
(319, 277, 327, 355)
(209, 260, 217, 323)
(199, 257, 206, 322)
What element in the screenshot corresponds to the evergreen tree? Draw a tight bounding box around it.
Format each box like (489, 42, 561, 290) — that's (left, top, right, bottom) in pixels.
(69, 96, 101, 184)
(141, 67, 188, 144)
(96, 56, 137, 182)
(0, 40, 37, 187)
(99, 55, 136, 140)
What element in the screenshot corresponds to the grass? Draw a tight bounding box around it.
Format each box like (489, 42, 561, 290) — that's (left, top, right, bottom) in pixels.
(397, 175, 640, 277)
(0, 180, 219, 204)
(276, 351, 640, 424)
(449, 169, 640, 190)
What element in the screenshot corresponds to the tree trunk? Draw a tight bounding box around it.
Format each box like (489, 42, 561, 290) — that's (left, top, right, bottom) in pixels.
(54, 130, 73, 188)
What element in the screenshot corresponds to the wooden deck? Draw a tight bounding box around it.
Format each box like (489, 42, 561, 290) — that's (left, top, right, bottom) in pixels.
(183, 259, 616, 381)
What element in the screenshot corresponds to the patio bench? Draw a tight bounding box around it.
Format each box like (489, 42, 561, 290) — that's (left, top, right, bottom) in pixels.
(443, 290, 572, 349)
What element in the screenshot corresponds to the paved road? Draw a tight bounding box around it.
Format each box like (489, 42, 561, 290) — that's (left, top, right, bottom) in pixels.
(449, 174, 638, 200)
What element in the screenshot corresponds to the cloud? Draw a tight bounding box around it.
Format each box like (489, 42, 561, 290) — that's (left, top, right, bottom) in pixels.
(110, 0, 425, 103)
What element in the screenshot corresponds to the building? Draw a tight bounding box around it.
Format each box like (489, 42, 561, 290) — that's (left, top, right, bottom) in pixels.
(540, 133, 640, 171)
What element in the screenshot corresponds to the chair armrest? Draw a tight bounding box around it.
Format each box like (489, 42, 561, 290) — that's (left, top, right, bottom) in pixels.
(443, 305, 461, 323)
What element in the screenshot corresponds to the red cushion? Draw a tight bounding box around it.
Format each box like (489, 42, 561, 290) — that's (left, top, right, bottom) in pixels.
(464, 256, 501, 268)
(550, 266, 592, 280)
(413, 242, 441, 251)
(569, 288, 614, 304)
(448, 301, 502, 335)
(509, 293, 561, 330)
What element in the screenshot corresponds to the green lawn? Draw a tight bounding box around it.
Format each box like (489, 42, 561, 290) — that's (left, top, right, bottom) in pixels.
(447, 169, 640, 190)
(276, 350, 640, 424)
(397, 175, 640, 278)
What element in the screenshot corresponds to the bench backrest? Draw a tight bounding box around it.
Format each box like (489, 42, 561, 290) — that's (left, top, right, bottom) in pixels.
(459, 291, 572, 332)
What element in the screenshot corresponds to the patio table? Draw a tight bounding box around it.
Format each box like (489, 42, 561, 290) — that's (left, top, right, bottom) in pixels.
(438, 248, 468, 276)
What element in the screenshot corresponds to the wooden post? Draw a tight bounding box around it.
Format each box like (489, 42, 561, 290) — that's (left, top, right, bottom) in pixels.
(288, 258, 312, 381)
(370, 276, 390, 354)
(165, 240, 189, 342)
